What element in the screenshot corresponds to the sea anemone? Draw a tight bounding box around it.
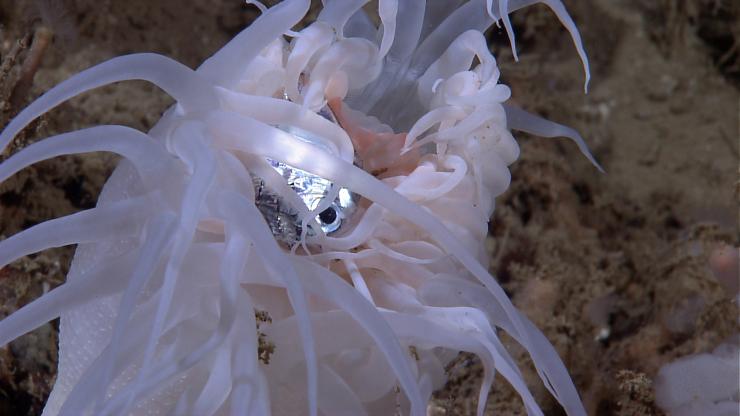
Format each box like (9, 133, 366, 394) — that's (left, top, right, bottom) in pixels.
(0, 1, 600, 415)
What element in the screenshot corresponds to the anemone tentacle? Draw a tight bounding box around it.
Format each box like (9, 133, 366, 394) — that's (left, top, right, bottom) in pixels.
(93, 213, 178, 415)
(504, 104, 604, 172)
(0, 251, 138, 346)
(98, 230, 250, 416)
(125, 132, 219, 414)
(0, 125, 173, 184)
(0, 195, 155, 269)
(218, 191, 321, 416)
(0, 53, 218, 154)
(197, 0, 310, 88)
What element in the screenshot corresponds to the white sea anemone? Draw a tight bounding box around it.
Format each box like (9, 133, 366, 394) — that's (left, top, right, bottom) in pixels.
(0, 1, 600, 415)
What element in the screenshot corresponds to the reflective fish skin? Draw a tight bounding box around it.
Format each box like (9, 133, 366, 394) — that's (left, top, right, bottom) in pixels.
(253, 97, 358, 245)
(253, 156, 358, 245)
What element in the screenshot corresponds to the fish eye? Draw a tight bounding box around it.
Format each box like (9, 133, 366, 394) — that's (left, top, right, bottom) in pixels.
(317, 205, 341, 233)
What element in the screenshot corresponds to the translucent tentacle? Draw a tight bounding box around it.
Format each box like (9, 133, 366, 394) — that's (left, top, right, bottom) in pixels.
(420, 306, 543, 414)
(366, 240, 442, 265)
(284, 22, 335, 103)
(98, 231, 249, 415)
(343, 8, 376, 42)
(348, 0, 425, 114)
(477, 362, 496, 416)
(216, 88, 354, 162)
(197, 0, 310, 88)
(343, 258, 374, 303)
(318, 364, 369, 416)
(418, 276, 587, 416)
(0, 195, 154, 269)
(417, 30, 498, 104)
(503, 104, 604, 172)
(0, 251, 136, 347)
(295, 258, 425, 416)
(168, 344, 226, 413)
(226, 279, 261, 415)
(58, 294, 157, 415)
(302, 37, 380, 108)
(500, 0, 519, 61)
(57, 243, 222, 415)
(217, 191, 319, 416)
(92, 213, 178, 413)
(507, 0, 591, 90)
(120, 130, 217, 413)
(374, 311, 503, 411)
(417, 1, 468, 43)
(410, 0, 492, 76)
(187, 346, 232, 414)
(377, 0, 399, 59)
(245, 0, 268, 13)
(490, 0, 520, 62)
(317, 0, 368, 36)
(0, 53, 218, 154)
(385, 0, 425, 63)
(361, 0, 492, 128)
(403, 106, 467, 150)
(0, 125, 170, 184)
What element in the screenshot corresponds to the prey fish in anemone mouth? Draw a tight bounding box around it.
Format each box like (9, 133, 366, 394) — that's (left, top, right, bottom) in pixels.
(0, 1, 602, 415)
(249, 99, 361, 246)
(253, 94, 416, 247)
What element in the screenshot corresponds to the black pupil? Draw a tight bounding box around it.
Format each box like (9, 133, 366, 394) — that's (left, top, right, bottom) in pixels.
(318, 207, 337, 224)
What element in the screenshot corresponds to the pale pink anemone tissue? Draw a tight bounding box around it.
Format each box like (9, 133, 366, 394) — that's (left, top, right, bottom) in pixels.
(0, 1, 600, 415)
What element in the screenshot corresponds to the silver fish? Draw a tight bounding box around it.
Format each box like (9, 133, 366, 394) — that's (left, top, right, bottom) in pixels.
(253, 126, 358, 245)
(255, 83, 358, 245)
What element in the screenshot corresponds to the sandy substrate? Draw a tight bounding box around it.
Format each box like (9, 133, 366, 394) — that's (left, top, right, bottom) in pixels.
(0, 0, 737, 415)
